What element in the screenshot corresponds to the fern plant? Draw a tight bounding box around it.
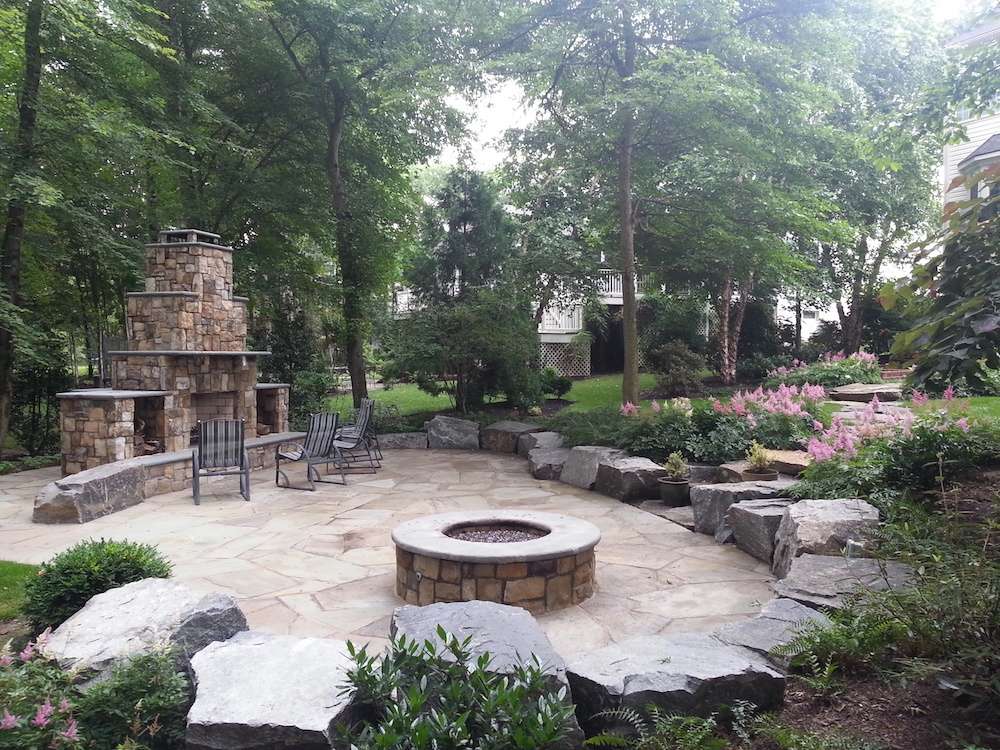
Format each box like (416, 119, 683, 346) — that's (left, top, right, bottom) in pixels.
(584, 705, 727, 750)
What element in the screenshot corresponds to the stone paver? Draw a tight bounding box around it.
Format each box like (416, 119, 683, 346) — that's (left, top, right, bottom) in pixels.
(0, 451, 775, 658)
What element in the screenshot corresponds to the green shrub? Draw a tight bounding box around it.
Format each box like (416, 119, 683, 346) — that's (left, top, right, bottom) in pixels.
(647, 340, 706, 397)
(737, 353, 793, 383)
(339, 627, 575, 749)
(22, 539, 172, 631)
(0, 637, 83, 749)
(76, 649, 189, 750)
(544, 406, 695, 460)
(767, 353, 881, 388)
(686, 408, 753, 464)
(10, 343, 74, 457)
(290, 369, 340, 430)
(586, 706, 727, 750)
(540, 367, 573, 399)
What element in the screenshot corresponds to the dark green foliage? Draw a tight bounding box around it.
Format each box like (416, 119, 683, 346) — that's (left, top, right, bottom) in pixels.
(687, 408, 753, 465)
(288, 370, 339, 431)
(384, 291, 542, 413)
(10, 346, 73, 456)
(646, 340, 706, 397)
(766, 356, 882, 388)
(541, 368, 573, 400)
(543, 407, 694, 460)
(586, 705, 726, 750)
(0, 454, 59, 475)
(22, 539, 172, 632)
(736, 300, 786, 359)
(339, 627, 575, 749)
(637, 294, 709, 355)
(76, 649, 189, 750)
(737, 353, 794, 383)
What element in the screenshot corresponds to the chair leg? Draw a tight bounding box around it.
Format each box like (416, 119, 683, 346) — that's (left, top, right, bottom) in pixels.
(275, 454, 281, 486)
(192, 453, 200, 506)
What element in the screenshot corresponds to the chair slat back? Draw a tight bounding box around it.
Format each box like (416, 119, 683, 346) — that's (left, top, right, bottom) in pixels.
(354, 399, 373, 439)
(198, 419, 245, 469)
(304, 412, 339, 457)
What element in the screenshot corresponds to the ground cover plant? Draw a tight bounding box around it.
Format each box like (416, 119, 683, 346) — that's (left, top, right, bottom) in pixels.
(22, 539, 172, 632)
(339, 627, 575, 749)
(766, 353, 881, 389)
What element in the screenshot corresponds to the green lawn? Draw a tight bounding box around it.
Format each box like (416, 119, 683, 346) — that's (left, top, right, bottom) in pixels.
(0, 560, 36, 621)
(562, 373, 658, 412)
(916, 396, 1000, 421)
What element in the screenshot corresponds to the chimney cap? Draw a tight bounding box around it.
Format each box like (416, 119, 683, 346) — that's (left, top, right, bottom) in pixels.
(157, 228, 223, 244)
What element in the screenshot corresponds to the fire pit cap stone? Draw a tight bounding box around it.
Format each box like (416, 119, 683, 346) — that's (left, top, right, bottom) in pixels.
(392, 510, 600, 563)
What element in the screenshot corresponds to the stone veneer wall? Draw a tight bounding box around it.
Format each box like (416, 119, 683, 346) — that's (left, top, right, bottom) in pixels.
(256, 388, 289, 435)
(60, 398, 134, 474)
(395, 548, 596, 615)
(126, 292, 201, 351)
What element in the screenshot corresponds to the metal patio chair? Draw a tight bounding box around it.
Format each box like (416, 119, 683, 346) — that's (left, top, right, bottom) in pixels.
(337, 398, 381, 466)
(275, 412, 343, 490)
(330, 399, 378, 474)
(192, 419, 251, 505)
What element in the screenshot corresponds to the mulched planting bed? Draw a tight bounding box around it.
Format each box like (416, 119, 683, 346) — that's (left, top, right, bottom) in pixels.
(444, 523, 550, 543)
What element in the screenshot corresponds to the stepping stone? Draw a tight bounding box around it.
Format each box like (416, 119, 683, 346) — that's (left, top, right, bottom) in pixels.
(567, 633, 784, 731)
(714, 598, 829, 667)
(517, 431, 564, 457)
(772, 499, 880, 578)
(638, 502, 695, 531)
(391, 601, 583, 746)
(594, 456, 668, 503)
(528, 447, 571, 481)
(560, 446, 627, 490)
(186, 631, 355, 750)
(426, 415, 480, 450)
(690, 479, 797, 542)
(481, 421, 544, 453)
(772, 554, 913, 610)
(43, 578, 247, 681)
(728, 498, 796, 564)
(829, 383, 902, 402)
(377, 432, 427, 449)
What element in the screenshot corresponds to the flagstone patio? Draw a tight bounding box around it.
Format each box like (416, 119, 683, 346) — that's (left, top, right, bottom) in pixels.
(0, 450, 775, 658)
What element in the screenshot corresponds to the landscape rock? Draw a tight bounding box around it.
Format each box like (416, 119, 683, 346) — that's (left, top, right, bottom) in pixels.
(594, 456, 668, 503)
(714, 598, 830, 666)
(567, 633, 784, 731)
(481, 421, 544, 453)
(772, 498, 880, 578)
(186, 631, 355, 750)
(690, 479, 798, 542)
(377, 432, 427, 449)
(391, 601, 583, 746)
(829, 382, 903, 402)
(719, 451, 810, 482)
(728, 498, 795, 564)
(772, 554, 913, 610)
(33, 460, 146, 524)
(688, 464, 722, 483)
(528, 447, 571, 481)
(517, 431, 564, 457)
(43, 578, 246, 680)
(426, 415, 480, 450)
(560, 446, 627, 490)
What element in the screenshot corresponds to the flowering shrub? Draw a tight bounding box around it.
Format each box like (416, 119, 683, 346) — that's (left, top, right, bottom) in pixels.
(0, 632, 83, 749)
(707, 384, 827, 453)
(806, 396, 913, 463)
(766, 351, 881, 388)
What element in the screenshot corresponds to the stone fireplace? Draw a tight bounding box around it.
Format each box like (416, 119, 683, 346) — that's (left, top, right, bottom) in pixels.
(57, 229, 289, 474)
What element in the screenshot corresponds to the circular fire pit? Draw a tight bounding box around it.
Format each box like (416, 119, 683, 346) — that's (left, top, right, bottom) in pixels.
(392, 510, 600, 613)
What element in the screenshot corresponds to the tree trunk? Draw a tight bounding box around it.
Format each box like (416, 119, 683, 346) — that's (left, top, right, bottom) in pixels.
(794, 291, 802, 357)
(618, 107, 639, 405)
(717, 273, 733, 385)
(325, 102, 368, 407)
(717, 272, 753, 385)
(0, 0, 44, 450)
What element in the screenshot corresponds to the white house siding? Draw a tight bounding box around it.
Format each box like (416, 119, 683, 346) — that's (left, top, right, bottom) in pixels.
(943, 113, 1000, 205)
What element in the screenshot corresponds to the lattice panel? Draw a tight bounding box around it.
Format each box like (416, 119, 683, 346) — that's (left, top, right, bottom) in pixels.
(540, 342, 591, 377)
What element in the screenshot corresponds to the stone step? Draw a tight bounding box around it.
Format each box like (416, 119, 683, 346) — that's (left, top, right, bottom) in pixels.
(828, 382, 903, 402)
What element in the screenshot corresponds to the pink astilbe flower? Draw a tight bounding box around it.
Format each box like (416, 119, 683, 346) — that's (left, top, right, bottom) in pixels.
(18, 641, 35, 662)
(650, 400, 661, 414)
(31, 699, 53, 728)
(58, 698, 71, 714)
(0, 654, 12, 668)
(943, 384, 956, 401)
(956, 418, 970, 433)
(910, 390, 929, 406)
(619, 401, 639, 417)
(712, 399, 731, 414)
(812, 420, 824, 432)
(807, 437, 836, 462)
(59, 717, 79, 741)
(0, 710, 19, 730)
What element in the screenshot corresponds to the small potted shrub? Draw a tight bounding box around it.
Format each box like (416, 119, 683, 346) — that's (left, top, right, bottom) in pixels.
(657, 451, 690, 506)
(741, 441, 778, 481)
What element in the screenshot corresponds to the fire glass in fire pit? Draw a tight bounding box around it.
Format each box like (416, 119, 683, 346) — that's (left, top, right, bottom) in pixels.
(444, 522, 550, 544)
(392, 510, 600, 614)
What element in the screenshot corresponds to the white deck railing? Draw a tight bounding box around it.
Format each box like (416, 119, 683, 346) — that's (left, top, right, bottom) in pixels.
(539, 306, 584, 333)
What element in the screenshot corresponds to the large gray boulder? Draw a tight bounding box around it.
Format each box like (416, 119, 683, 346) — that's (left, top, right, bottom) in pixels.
(771, 499, 880, 578)
(690, 479, 797, 542)
(33, 460, 146, 524)
(481, 421, 544, 453)
(560, 446, 627, 490)
(719, 451, 810, 482)
(377, 432, 427, 449)
(528, 447, 572, 481)
(594, 456, 668, 503)
(714, 598, 830, 667)
(728, 498, 795, 564)
(42, 578, 246, 680)
(391, 602, 583, 746)
(186, 631, 355, 750)
(772, 554, 913, 610)
(517, 431, 564, 457)
(567, 633, 784, 731)
(426, 415, 480, 450)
